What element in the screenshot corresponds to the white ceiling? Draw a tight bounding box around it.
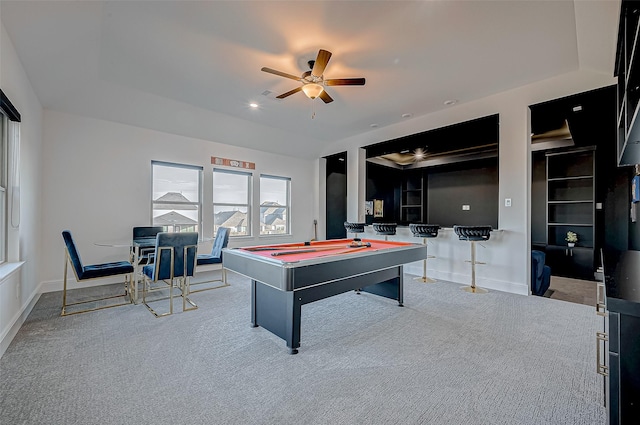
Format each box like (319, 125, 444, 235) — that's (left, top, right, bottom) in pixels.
(0, 1, 620, 159)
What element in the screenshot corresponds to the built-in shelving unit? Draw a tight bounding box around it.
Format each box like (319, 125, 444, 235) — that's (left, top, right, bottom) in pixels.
(545, 147, 595, 279)
(401, 173, 423, 223)
(616, 0, 640, 165)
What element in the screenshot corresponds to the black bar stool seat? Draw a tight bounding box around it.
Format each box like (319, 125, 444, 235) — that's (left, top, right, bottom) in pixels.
(344, 221, 367, 246)
(409, 224, 440, 283)
(454, 225, 492, 293)
(373, 223, 397, 240)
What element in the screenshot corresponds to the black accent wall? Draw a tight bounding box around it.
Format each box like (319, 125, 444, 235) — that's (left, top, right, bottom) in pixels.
(427, 159, 498, 228)
(365, 157, 499, 228)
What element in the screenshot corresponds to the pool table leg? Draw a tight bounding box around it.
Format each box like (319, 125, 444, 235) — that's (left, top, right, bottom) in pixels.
(285, 294, 302, 354)
(398, 270, 404, 307)
(250, 280, 259, 328)
(250, 279, 302, 354)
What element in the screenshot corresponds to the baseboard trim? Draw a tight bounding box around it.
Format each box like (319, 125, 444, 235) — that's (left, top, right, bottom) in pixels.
(0, 282, 42, 359)
(404, 264, 529, 296)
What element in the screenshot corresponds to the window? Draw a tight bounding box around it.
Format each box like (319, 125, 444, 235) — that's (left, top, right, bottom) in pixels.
(213, 169, 252, 237)
(260, 175, 290, 235)
(0, 89, 20, 265)
(0, 113, 6, 263)
(151, 161, 202, 234)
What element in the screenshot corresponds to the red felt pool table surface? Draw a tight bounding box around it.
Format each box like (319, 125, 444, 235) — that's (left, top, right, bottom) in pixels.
(239, 238, 416, 262)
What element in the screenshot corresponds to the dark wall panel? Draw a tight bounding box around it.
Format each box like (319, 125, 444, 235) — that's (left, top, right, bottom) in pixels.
(427, 164, 498, 228)
(531, 152, 547, 245)
(366, 162, 401, 224)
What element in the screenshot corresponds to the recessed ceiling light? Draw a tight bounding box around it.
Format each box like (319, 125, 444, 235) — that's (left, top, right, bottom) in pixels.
(401, 113, 412, 118)
(444, 99, 458, 106)
(370, 123, 379, 128)
(249, 102, 259, 108)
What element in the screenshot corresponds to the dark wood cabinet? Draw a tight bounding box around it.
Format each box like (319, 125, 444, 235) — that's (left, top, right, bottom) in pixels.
(616, 0, 640, 165)
(545, 246, 594, 280)
(604, 250, 640, 424)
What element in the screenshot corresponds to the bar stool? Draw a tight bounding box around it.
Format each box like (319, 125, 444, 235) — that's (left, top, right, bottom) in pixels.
(409, 224, 440, 283)
(372, 223, 397, 241)
(453, 225, 492, 294)
(343, 221, 367, 246)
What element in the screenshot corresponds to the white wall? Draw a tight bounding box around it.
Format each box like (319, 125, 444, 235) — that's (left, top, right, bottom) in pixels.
(0, 22, 44, 356)
(320, 69, 617, 295)
(39, 110, 317, 290)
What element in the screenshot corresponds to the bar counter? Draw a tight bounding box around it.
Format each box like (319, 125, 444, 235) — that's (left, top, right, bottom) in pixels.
(362, 225, 526, 294)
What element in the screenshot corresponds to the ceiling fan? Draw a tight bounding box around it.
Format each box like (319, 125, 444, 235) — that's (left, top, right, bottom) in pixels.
(261, 49, 365, 103)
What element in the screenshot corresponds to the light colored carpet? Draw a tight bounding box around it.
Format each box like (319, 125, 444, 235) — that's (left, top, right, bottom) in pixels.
(0, 272, 606, 425)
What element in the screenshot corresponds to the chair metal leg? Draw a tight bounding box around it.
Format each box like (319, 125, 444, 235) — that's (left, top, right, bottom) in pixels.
(189, 267, 230, 293)
(462, 241, 488, 294)
(143, 278, 174, 318)
(415, 237, 437, 283)
(61, 255, 131, 316)
(182, 277, 198, 312)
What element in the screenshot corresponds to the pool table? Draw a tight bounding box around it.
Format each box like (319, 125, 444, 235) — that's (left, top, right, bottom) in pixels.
(222, 238, 427, 354)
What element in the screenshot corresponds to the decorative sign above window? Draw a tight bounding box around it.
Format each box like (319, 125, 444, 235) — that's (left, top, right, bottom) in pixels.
(211, 156, 255, 170)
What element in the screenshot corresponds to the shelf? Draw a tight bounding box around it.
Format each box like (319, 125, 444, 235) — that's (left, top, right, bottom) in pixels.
(617, 2, 640, 165)
(401, 172, 424, 223)
(547, 175, 593, 182)
(545, 148, 595, 275)
(547, 244, 594, 250)
(548, 200, 593, 204)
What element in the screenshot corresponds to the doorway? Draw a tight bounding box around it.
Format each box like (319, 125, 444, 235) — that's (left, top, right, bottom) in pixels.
(529, 85, 629, 305)
(325, 152, 347, 239)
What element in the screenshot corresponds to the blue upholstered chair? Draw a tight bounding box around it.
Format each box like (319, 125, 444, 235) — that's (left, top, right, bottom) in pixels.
(128, 226, 164, 295)
(142, 232, 198, 317)
(531, 250, 551, 296)
(61, 230, 134, 316)
(131, 226, 164, 264)
(193, 227, 231, 292)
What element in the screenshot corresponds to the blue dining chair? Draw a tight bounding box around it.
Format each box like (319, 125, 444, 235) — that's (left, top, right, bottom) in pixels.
(61, 230, 134, 316)
(193, 227, 230, 292)
(128, 226, 164, 298)
(131, 226, 164, 264)
(142, 232, 198, 317)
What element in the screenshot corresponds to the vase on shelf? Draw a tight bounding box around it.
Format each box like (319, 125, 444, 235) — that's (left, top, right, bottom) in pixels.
(567, 242, 575, 248)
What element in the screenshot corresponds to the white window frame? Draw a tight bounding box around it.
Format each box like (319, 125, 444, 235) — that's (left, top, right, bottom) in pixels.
(213, 168, 252, 237)
(151, 160, 203, 235)
(0, 113, 7, 263)
(259, 174, 291, 236)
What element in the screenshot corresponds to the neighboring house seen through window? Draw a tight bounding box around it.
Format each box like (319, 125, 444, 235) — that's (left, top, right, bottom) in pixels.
(260, 175, 290, 235)
(151, 161, 202, 234)
(213, 168, 252, 237)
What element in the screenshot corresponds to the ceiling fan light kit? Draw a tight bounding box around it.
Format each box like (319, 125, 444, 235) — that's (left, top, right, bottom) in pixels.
(301, 83, 324, 99)
(261, 49, 365, 104)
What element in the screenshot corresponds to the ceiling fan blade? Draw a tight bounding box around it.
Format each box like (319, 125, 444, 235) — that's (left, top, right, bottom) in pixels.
(261, 67, 302, 81)
(276, 86, 302, 99)
(319, 90, 333, 104)
(324, 78, 366, 86)
(311, 49, 332, 77)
